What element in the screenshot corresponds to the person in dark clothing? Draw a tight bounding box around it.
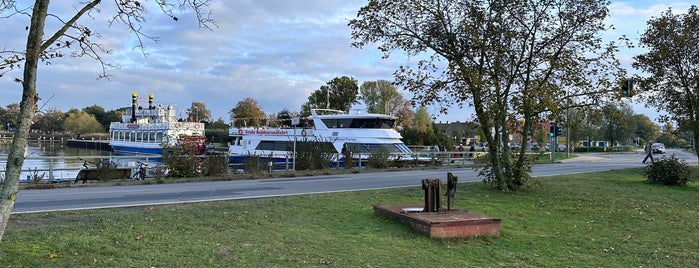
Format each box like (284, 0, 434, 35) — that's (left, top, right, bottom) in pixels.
(642, 141, 654, 164)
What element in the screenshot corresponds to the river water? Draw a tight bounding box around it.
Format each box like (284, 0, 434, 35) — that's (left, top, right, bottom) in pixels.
(0, 140, 161, 182)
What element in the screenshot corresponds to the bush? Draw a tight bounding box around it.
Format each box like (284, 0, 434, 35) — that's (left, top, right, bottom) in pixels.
(643, 155, 693, 186)
(162, 142, 203, 178)
(202, 152, 229, 176)
(294, 138, 335, 170)
(243, 153, 264, 174)
(367, 148, 390, 168)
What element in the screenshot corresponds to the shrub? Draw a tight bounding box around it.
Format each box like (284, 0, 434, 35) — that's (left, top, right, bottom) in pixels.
(367, 148, 390, 168)
(643, 155, 693, 186)
(162, 142, 203, 178)
(294, 138, 334, 170)
(202, 152, 229, 176)
(242, 153, 264, 174)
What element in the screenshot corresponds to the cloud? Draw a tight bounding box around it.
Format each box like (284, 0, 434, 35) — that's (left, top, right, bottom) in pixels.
(0, 1, 694, 124)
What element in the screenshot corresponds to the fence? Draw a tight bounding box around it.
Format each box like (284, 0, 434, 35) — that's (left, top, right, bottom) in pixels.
(0, 155, 162, 183)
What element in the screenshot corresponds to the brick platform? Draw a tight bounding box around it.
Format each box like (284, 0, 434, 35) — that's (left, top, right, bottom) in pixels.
(374, 204, 501, 238)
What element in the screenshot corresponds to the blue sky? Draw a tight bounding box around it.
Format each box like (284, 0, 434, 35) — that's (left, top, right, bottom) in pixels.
(0, 1, 694, 124)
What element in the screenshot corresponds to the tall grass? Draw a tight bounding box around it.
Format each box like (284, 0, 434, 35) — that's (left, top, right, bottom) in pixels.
(1, 168, 697, 267)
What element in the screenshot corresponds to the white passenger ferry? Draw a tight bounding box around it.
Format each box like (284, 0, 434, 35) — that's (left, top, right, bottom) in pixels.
(228, 108, 414, 166)
(109, 93, 206, 155)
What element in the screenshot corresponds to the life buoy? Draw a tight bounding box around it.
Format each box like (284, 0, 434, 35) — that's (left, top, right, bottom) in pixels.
(301, 129, 307, 137)
(237, 129, 243, 135)
(175, 123, 181, 128)
(195, 124, 200, 129)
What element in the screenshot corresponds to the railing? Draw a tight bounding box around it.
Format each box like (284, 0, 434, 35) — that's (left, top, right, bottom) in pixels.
(227, 151, 491, 173)
(0, 155, 162, 183)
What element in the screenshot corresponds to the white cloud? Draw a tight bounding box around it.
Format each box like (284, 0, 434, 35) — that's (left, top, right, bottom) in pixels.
(1, 1, 695, 124)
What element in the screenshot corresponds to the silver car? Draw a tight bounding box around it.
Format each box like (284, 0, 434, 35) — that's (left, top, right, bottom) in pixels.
(651, 143, 665, 154)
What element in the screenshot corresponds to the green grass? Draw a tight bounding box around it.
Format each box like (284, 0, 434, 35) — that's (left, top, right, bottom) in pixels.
(1, 168, 697, 267)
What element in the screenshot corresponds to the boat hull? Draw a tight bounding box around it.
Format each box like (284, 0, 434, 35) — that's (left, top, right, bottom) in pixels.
(111, 144, 163, 155)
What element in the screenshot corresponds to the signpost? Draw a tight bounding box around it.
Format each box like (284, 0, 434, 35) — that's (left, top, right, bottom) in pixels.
(291, 117, 300, 171)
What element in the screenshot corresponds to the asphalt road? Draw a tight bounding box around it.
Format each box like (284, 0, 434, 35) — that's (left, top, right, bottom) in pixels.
(13, 149, 696, 214)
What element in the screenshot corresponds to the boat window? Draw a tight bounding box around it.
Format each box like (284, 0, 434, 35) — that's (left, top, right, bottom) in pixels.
(322, 118, 395, 129)
(156, 132, 162, 143)
(256, 141, 292, 151)
(345, 143, 408, 154)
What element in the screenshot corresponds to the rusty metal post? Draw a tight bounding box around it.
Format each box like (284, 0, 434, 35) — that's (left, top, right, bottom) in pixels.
(422, 179, 442, 212)
(445, 172, 458, 211)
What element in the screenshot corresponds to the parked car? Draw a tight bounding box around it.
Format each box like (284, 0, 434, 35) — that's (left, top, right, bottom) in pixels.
(651, 143, 665, 154)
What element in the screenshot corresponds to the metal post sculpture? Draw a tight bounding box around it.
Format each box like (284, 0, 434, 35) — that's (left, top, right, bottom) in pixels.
(421, 179, 442, 212)
(445, 172, 458, 211)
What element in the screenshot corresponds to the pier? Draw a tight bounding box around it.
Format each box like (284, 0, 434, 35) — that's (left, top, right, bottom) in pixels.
(66, 139, 112, 151)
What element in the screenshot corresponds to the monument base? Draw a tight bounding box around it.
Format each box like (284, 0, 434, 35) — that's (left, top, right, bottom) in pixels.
(373, 204, 501, 238)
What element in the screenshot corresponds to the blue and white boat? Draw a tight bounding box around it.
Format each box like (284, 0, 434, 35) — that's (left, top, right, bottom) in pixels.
(109, 93, 206, 155)
(228, 108, 414, 166)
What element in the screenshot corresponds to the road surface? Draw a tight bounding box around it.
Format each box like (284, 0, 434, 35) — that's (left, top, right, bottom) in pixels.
(13, 149, 695, 214)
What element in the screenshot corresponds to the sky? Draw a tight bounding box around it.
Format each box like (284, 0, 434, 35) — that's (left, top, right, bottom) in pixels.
(0, 1, 695, 124)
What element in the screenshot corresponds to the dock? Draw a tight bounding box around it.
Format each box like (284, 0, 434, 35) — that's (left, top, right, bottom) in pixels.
(66, 139, 112, 151)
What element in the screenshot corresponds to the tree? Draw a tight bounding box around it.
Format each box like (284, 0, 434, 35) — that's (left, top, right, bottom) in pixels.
(207, 118, 229, 130)
(273, 108, 294, 128)
(301, 76, 359, 116)
(350, 0, 621, 191)
(359, 80, 406, 115)
(83, 104, 118, 131)
(0, 0, 213, 243)
(632, 114, 661, 145)
(599, 103, 634, 147)
(64, 110, 103, 135)
(394, 100, 415, 129)
(33, 108, 66, 132)
(633, 5, 699, 162)
(411, 106, 436, 145)
(188, 101, 212, 123)
(0, 103, 20, 131)
(230, 97, 266, 127)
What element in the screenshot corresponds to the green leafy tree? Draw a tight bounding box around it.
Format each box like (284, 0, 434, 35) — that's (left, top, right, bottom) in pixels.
(64, 110, 105, 135)
(350, 0, 622, 191)
(273, 109, 293, 128)
(0, 0, 214, 242)
(230, 97, 266, 127)
(632, 114, 661, 145)
(412, 106, 436, 146)
(207, 118, 229, 130)
(359, 80, 406, 115)
(301, 76, 359, 116)
(656, 123, 678, 148)
(188, 101, 211, 123)
(83, 104, 119, 131)
(633, 5, 699, 162)
(33, 108, 66, 132)
(0, 103, 20, 131)
(599, 103, 634, 147)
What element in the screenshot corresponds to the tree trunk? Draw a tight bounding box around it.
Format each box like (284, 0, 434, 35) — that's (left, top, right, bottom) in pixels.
(0, 0, 49, 243)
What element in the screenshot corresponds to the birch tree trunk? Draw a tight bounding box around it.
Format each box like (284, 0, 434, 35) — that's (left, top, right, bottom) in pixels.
(0, 0, 48, 242)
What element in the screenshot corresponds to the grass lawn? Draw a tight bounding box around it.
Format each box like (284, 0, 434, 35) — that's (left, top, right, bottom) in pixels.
(1, 168, 697, 267)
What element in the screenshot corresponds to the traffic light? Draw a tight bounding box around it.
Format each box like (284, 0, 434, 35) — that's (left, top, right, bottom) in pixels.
(620, 77, 633, 97)
(549, 123, 556, 137)
(549, 122, 562, 137)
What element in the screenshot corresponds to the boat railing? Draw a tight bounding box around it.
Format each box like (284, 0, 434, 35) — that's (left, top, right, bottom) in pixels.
(110, 122, 202, 130)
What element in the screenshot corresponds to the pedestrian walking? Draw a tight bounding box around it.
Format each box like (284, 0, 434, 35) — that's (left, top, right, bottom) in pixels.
(642, 140, 654, 164)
